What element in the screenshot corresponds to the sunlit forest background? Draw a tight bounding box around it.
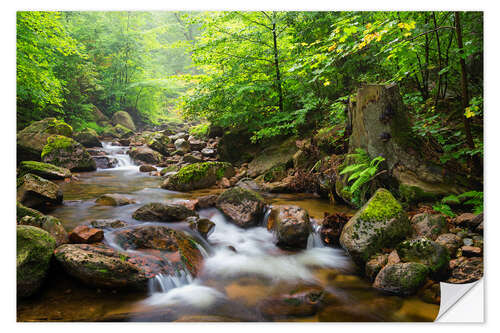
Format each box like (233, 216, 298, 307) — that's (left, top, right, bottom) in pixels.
(17, 11, 483, 165)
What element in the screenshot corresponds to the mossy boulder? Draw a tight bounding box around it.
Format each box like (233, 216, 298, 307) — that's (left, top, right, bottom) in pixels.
(373, 262, 429, 296)
(17, 118, 73, 162)
(17, 225, 56, 298)
(111, 225, 204, 276)
(19, 214, 68, 246)
(74, 128, 102, 148)
(114, 124, 134, 138)
(128, 146, 161, 164)
(132, 202, 197, 222)
(162, 162, 235, 191)
(216, 187, 267, 228)
(19, 161, 71, 180)
(111, 111, 136, 131)
(147, 132, 171, 156)
(339, 188, 410, 265)
(410, 213, 448, 240)
(247, 137, 298, 178)
(54, 244, 159, 290)
(17, 173, 63, 209)
(16, 202, 44, 220)
(396, 237, 450, 279)
(269, 205, 311, 249)
(41, 135, 96, 171)
(160, 164, 180, 175)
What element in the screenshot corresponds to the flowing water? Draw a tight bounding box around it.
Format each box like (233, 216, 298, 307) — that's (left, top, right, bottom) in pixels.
(17, 142, 439, 322)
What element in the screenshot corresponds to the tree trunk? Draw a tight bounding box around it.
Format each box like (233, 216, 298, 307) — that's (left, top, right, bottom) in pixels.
(271, 19, 284, 113)
(337, 84, 466, 205)
(454, 12, 477, 164)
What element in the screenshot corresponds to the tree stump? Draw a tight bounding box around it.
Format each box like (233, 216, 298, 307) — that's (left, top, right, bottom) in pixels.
(337, 84, 466, 204)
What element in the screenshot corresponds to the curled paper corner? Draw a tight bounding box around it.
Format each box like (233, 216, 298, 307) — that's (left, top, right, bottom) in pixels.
(436, 279, 484, 322)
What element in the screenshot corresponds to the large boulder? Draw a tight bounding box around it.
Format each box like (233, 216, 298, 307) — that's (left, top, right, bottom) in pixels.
(128, 146, 161, 164)
(247, 137, 298, 178)
(54, 243, 171, 290)
(162, 162, 235, 192)
(147, 132, 171, 156)
(17, 173, 63, 209)
(74, 128, 102, 148)
(132, 202, 197, 222)
(41, 135, 96, 171)
(111, 225, 204, 276)
(339, 188, 410, 264)
(343, 84, 467, 204)
(18, 161, 71, 180)
(93, 156, 118, 169)
(18, 215, 68, 246)
(216, 187, 267, 228)
(268, 205, 311, 249)
(111, 111, 136, 131)
(410, 213, 448, 240)
(17, 118, 73, 162)
(17, 225, 56, 298)
(396, 237, 450, 278)
(373, 262, 429, 296)
(16, 202, 44, 220)
(114, 124, 134, 138)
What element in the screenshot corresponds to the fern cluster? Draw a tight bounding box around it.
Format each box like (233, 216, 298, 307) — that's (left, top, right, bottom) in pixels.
(433, 191, 484, 217)
(340, 148, 385, 207)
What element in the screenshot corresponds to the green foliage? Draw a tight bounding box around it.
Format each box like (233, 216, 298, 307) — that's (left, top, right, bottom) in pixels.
(189, 123, 210, 138)
(340, 148, 386, 207)
(433, 190, 483, 217)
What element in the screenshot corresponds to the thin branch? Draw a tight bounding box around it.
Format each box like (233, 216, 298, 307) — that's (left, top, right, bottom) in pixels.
(235, 12, 272, 31)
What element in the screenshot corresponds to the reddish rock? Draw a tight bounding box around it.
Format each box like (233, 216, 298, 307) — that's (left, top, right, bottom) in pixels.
(454, 213, 482, 230)
(69, 225, 104, 244)
(178, 200, 198, 211)
(269, 205, 311, 250)
(387, 250, 400, 265)
(461, 246, 482, 257)
(436, 233, 462, 256)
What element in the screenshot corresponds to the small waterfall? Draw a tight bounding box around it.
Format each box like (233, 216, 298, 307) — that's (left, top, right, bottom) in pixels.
(148, 269, 193, 294)
(307, 221, 324, 249)
(101, 141, 135, 168)
(262, 206, 272, 228)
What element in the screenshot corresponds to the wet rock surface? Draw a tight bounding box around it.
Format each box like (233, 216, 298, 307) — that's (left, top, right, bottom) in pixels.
(132, 202, 197, 222)
(216, 187, 267, 228)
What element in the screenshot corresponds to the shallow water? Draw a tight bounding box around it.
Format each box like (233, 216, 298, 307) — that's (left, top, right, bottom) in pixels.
(17, 143, 439, 322)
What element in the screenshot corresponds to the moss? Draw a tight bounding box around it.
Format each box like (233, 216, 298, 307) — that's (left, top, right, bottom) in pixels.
(46, 119, 73, 137)
(399, 184, 440, 204)
(217, 186, 264, 204)
(17, 225, 56, 297)
(263, 164, 287, 182)
(16, 202, 43, 221)
(397, 238, 450, 276)
(176, 162, 231, 184)
(41, 135, 75, 159)
(360, 188, 403, 221)
(19, 161, 71, 179)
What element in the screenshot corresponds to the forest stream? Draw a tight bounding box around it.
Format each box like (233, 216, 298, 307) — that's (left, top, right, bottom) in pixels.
(17, 141, 438, 322)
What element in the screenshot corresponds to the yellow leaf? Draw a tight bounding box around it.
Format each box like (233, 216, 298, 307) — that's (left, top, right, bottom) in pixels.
(328, 43, 337, 52)
(404, 32, 411, 37)
(366, 23, 372, 29)
(465, 107, 476, 118)
(387, 54, 395, 60)
(398, 22, 405, 29)
(324, 80, 331, 86)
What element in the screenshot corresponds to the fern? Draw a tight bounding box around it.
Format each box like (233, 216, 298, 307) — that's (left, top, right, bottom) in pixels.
(340, 148, 385, 207)
(434, 190, 483, 217)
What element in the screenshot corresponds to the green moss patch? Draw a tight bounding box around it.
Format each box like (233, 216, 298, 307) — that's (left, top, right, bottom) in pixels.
(360, 188, 403, 221)
(41, 135, 75, 159)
